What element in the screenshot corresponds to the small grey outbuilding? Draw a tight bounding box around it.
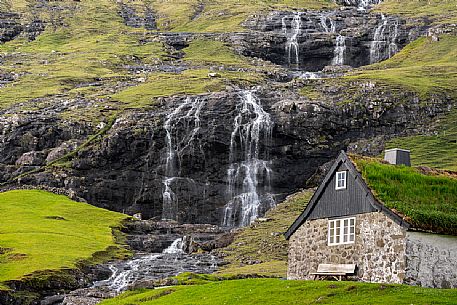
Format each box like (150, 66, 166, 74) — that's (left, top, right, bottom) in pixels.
(285, 151, 457, 288)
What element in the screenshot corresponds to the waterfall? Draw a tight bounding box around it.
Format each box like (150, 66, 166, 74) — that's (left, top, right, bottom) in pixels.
(223, 90, 275, 227)
(357, 0, 382, 10)
(320, 12, 335, 33)
(318, 12, 345, 66)
(369, 14, 399, 64)
(97, 254, 162, 292)
(332, 35, 346, 65)
(163, 238, 185, 254)
(282, 12, 302, 67)
(162, 97, 206, 220)
(340, 0, 382, 10)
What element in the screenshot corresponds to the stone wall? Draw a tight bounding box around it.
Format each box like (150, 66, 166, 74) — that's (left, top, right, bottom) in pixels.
(287, 212, 407, 283)
(405, 232, 457, 288)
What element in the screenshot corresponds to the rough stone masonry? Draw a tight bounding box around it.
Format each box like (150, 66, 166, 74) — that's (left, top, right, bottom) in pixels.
(288, 211, 457, 288)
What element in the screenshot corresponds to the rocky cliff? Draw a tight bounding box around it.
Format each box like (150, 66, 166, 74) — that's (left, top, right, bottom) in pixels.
(0, 0, 455, 227)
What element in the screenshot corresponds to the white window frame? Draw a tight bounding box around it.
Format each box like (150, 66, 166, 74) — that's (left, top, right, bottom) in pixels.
(328, 217, 356, 246)
(335, 171, 347, 190)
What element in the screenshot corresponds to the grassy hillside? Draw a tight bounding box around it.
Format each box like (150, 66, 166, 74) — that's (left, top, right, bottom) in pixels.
(0, 190, 129, 288)
(99, 278, 457, 305)
(0, 0, 266, 118)
(345, 35, 457, 171)
(386, 108, 457, 171)
(377, 0, 457, 24)
(348, 35, 457, 98)
(353, 157, 457, 235)
(216, 190, 312, 277)
(149, 0, 335, 32)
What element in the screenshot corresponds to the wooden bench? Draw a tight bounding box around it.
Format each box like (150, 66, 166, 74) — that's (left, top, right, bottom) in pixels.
(310, 264, 356, 281)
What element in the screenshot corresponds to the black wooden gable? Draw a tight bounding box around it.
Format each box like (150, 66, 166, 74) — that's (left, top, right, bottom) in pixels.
(284, 151, 410, 240)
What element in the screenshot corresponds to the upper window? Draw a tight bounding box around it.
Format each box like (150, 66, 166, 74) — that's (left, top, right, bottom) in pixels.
(335, 171, 347, 190)
(328, 217, 355, 246)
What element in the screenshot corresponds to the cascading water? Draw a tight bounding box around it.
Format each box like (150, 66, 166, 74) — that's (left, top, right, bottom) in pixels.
(340, 0, 382, 10)
(332, 35, 346, 65)
(282, 12, 302, 67)
(222, 90, 275, 227)
(357, 0, 382, 10)
(318, 12, 346, 66)
(320, 12, 335, 33)
(369, 13, 399, 64)
(162, 97, 206, 220)
(163, 238, 185, 254)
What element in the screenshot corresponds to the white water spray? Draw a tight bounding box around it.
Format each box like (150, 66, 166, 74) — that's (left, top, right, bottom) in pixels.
(282, 12, 302, 67)
(332, 35, 346, 65)
(163, 238, 185, 254)
(162, 97, 206, 220)
(369, 13, 399, 64)
(223, 91, 275, 227)
(320, 12, 335, 33)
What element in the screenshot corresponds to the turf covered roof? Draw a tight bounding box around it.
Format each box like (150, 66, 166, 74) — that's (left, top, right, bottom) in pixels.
(285, 151, 457, 239)
(352, 155, 457, 236)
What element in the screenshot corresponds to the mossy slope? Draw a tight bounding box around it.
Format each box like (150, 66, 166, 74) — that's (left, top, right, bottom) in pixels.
(0, 190, 128, 286)
(217, 190, 312, 277)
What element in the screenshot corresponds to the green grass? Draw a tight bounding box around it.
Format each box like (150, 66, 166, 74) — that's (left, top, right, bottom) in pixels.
(99, 278, 457, 305)
(183, 39, 251, 66)
(345, 35, 457, 170)
(385, 102, 457, 171)
(0, 0, 165, 111)
(353, 157, 457, 235)
(348, 35, 457, 98)
(217, 190, 312, 277)
(377, 0, 457, 24)
(1, 0, 273, 112)
(150, 0, 336, 32)
(0, 190, 129, 287)
(112, 69, 262, 107)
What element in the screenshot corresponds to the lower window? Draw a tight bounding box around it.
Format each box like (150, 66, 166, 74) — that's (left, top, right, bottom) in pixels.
(328, 217, 355, 246)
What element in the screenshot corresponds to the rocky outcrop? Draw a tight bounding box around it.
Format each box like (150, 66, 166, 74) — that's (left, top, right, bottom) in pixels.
(0, 80, 452, 225)
(0, 265, 112, 305)
(0, 12, 22, 42)
(238, 8, 426, 70)
(123, 220, 231, 253)
(118, 2, 157, 30)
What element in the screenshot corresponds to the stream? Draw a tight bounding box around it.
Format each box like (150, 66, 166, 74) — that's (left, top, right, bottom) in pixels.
(44, 238, 221, 305)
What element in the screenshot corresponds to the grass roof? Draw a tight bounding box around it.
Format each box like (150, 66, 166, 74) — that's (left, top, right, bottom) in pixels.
(352, 156, 457, 236)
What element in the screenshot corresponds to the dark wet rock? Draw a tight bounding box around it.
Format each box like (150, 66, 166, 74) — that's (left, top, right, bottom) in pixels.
(0, 12, 22, 43)
(118, 3, 156, 30)
(16, 151, 47, 166)
(237, 8, 427, 70)
(40, 295, 65, 305)
(0, 82, 454, 225)
(124, 220, 230, 253)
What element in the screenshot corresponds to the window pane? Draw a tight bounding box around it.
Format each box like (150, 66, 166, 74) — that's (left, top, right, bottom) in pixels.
(350, 218, 355, 226)
(349, 234, 354, 242)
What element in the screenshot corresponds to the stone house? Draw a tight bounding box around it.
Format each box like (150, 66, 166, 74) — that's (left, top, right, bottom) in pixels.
(285, 151, 457, 288)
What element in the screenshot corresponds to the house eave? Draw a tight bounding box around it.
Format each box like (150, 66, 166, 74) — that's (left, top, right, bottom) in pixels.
(284, 151, 412, 240)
